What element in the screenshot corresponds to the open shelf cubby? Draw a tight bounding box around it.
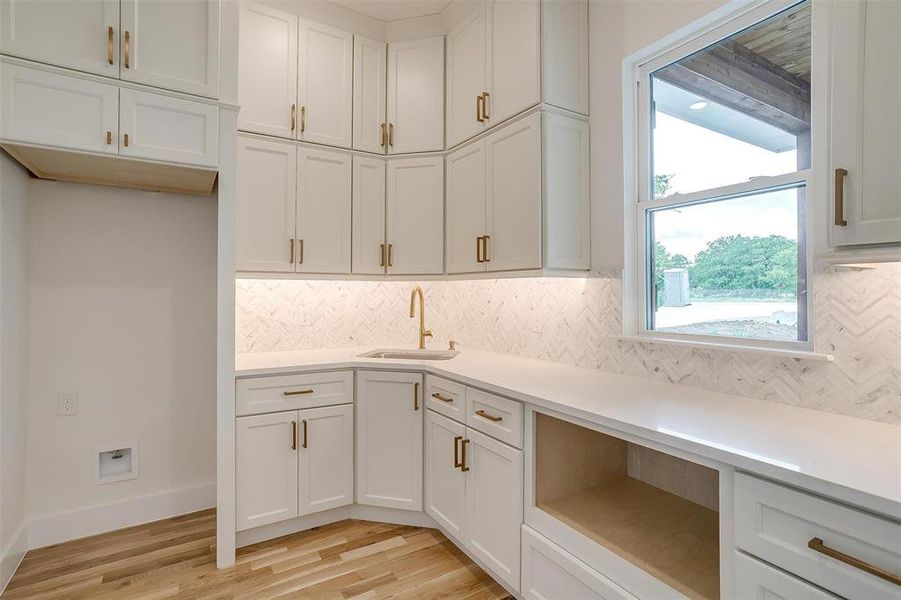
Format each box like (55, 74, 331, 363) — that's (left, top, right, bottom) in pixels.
(535, 413, 720, 600)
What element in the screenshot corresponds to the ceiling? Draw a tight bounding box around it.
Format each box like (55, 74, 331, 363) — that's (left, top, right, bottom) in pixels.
(325, 0, 451, 22)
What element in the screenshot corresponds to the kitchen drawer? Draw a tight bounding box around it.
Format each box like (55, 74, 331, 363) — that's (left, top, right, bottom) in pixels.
(465, 388, 522, 448)
(236, 371, 353, 416)
(522, 525, 637, 600)
(734, 551, 839, 599)
(425, 375, 466, 422)
(735, 473, 901, 599)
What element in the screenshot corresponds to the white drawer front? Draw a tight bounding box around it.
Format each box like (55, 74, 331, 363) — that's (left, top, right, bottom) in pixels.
(734, 551, 839, 599)
(236, 371, 353, 416)
(425, 375, 466, 422)
(465, 388, 522, 448)
(735, 473, 901, 599)
(522, 526, 637, 600)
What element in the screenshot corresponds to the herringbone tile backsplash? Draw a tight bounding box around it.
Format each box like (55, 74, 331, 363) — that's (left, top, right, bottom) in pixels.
(236, 263, 900, 424)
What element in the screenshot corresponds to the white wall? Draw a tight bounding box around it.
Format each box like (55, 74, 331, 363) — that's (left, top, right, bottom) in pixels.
(589, 0, 727, 271)
(0, 152, 29, 590)
(24, 180, 217, 541)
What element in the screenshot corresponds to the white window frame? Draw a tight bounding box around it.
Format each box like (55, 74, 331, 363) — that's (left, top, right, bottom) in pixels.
(622, 0, 823, 354)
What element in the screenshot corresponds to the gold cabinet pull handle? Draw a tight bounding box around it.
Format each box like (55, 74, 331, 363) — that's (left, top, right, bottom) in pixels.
(475, 409, 502, 422)
(107, 26, 114, 65)
(283, 388, 313, 396)
(298, 239, 304, 264)
(388, 122, 394, 147)
(106, 130, 112, 145)
(123, 133, 129, 147)
(379, 243, 386, 267)
(291, 104, 296, 131)
(460, 439, 470, 472)
(453, 435, 463, 468)
(482, 92, 490, 119)
(431, 392, 453, 403)
(481, 235, 490, 262)
(476, 94, 484, 123)
(124, 30, 130, 68)
(291, 420, 297, 450)
(835, 168, 848, 226)
(300, 106, 306, 133)
(387, 243, 393, 267)
(302, 419, 308, 448)
(380, 122, 387, 147)
(413, 382, 420, 411)
(476, 236, 484, 263)
(808, 538, 900, 586)
(289, 238, 295, 263)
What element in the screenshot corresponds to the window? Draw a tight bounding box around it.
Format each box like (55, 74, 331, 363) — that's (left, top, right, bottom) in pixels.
(633, 1, 812, 346)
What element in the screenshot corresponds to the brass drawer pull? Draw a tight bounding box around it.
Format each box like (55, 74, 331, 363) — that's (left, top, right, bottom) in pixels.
(476, 94, 484, 123)
(388, 122, 394, 147)
(835, 168, 848, 226)
(380, 122, 387, 147)
(379, 243, 386, 267)
(289, 239, 295, 263)
(413, 382, 420, 411)
(291, 420, 297, 450)
(283, 388, 314, 396)
(300, 106, 306, 133)
(298, 239, 304, 264)
(475, 409, 502, 422)
(106, 130, 112, 145)
(107, 26, 114, 65)
(291, 104, 296, 131)
(124, 30, 130, 68)
(482, 235, 490, 262)
(476, 236, 484, 263)
(387, 243, 393, 267)
(302, 419, 308, 449)
(460, 438, 470, 472)
(431, 392, 453, 403)
(808, 538, 900, 586)
(481, 92, 490, 119)
(123, 133, 130, 147)
(453, 435, 463, 468)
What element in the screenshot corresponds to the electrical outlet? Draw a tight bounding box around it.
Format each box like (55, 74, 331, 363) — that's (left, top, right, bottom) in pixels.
(57, 391, 78, 416)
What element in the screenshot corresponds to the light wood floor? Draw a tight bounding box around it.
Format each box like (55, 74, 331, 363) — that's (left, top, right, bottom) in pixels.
(2, 509, 511, 599)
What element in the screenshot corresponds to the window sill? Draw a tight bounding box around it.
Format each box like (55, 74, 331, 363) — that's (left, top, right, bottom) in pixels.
(614, 335, 834, 362)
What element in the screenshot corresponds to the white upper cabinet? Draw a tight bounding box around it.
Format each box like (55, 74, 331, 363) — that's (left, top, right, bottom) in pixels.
(0, 0, 119, 78)
(830, 0, 901, 246)
(542, 0, 589, 115)
(386, 156, 444, 274)
(446, 141, 487, 274)
(119, 87, 218, 167)
(0, 62, 119, 154)
(297, 20, 353, 148)
(353, 36, 387, 154)
(119, 0, 219, 98)
(485, 111, 542, 271)
(544, 111, 590, 270)
(297, 404, 354, 516)
(236, 135, 296, 273)
(487, 0, 540, 125)
(295, 146, 352, 273)
(356, 371, 423, 511)
(446, 6, 487, 149)
(386, 37, 445, 154)
(352, 155, 387, 274)
(238, 2, 297, 139)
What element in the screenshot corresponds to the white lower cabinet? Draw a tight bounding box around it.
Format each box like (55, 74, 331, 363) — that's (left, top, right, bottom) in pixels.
(298, 404, 354, 515)
(425, 408, 523, 592)
(521, 525, 637, 600)
(356, 371, 423, 511)
(734, 551, 839, 599)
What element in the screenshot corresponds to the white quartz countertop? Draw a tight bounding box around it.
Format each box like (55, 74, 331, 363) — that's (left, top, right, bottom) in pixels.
(235, 347, 901, 519)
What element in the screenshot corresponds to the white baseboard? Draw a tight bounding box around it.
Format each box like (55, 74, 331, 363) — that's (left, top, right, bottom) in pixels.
(27, 482, 216, 550)
(0, 521, 27, 595)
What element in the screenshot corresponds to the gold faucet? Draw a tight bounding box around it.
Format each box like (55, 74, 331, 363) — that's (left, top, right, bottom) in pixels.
(409, 286, 433, 350)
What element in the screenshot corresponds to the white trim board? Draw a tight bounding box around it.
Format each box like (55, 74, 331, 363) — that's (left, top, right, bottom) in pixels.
(0, 521, 27, 596)
(27, 482, 216, 550)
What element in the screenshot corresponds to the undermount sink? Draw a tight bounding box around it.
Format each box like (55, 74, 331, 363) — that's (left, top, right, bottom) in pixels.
(358, 349, 459, 361)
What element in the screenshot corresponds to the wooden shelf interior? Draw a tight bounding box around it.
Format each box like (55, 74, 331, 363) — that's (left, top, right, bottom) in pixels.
(535, 413, 720, 600)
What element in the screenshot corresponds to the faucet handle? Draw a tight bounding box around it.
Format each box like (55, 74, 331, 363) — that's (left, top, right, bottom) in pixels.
(448, 340, 457, 350)
(424, 330, 433, 339)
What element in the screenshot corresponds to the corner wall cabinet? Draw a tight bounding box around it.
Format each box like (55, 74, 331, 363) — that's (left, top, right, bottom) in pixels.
(446, 0, 587, 149)
(0, 0, 220, 98)
(446, 110, 590, 274)
(353, 36, 387, 154)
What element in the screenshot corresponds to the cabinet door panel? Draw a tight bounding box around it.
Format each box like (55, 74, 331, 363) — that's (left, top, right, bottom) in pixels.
(464, 428, 523, 592)
(446, 141, 487, 274)
(831, 0, 901, 245)
(544, 112, 590, 270)
(236, 135, 296, 272)
(120, 0, 219, 98)
(387, 37, 445, 154)
(0, 0, 119, 78)
(542, 0, 589, 115)
(352, 156, 387, 274)
(486, 113, 541, 271)
(298, 404, 354, 516)
(487, 0, 539, 125)
(425, 410, 466, 542)
(119, 88, 218, 167)
(236, 412, 299, 531)
(297, 20, 352, 148)
(356, 371, 423, 511)
(238, 2, 297, 138)
(386, 157, 444, 274)
(446, 6, 487, 148)
(0, 63, 118, 154)
(734, 552, 838, 600)
(353, 36, 387, 154)
(296, 147, 352, 274)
